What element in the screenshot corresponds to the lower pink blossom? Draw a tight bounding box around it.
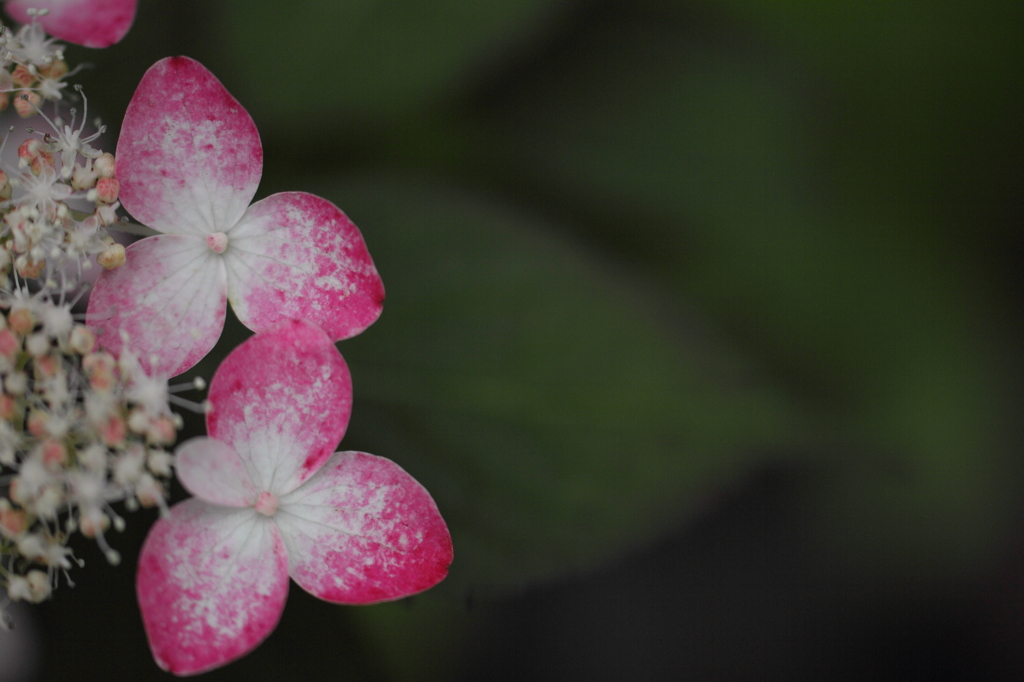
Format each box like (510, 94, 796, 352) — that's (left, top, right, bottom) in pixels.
(136, 320, 452, 675)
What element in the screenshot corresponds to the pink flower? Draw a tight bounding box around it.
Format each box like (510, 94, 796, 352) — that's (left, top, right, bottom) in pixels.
(5, 0, 137, 48)
(87, 57, 384, 377)
(136, 320, 452, 676)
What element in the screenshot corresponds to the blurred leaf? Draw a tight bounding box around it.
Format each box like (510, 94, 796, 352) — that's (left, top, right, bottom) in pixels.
(346, 593, 484, 681)
(467, 6, 1022, 580)
(216, 0, 567, 131)
(301, 175, 810, 592)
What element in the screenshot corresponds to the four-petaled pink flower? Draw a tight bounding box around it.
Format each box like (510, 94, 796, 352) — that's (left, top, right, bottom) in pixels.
(5, 0, 137, 48)
(87, 56, 385, 377)
(136, 320, 452, 676)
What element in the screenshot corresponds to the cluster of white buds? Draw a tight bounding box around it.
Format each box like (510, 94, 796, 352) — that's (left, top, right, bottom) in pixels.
(0, 289, 187, 612)
(0, 13, 174, 631)
(0, 11, 80, 116)
(0, 96, 126, 284)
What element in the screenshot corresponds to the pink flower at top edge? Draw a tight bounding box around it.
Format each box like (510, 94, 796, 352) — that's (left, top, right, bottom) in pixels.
(5, 0, 137, 48)
(136, 319, 453, 676)
(86, 56, 385, 377)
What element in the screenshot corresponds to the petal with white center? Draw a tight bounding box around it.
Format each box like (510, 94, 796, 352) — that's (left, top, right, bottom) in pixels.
(86, 234, 227, 378)
(136, 499, 289, 676)
(276, 451, 452, 604)
(206, 319, 351, 496)
(6, 0, 136, 48)
(116, 56, 262, 236)
(226, 192, 385, 340)
(175, 437, 257, 508)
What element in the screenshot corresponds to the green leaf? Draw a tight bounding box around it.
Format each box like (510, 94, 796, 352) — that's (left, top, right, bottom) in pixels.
(467, 7, 1022, 580)
(215, 0, 566, 130)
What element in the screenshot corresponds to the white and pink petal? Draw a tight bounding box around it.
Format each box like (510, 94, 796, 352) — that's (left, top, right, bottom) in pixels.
(175, 437, 258, 508)
(6, 0, 136, 48)
(226, 192, 385, 341)
(86, 234, 227, 378)
(276, 451, 453, 605)
(116, 56, 262, 237)
(136, 499, 289, 676)
(206, 319, 352, 496)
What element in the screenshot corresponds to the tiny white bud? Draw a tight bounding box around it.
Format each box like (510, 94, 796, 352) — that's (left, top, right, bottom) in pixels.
(4, 372, 27, 396)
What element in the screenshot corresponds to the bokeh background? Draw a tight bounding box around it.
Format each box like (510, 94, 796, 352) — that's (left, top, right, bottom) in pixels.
(8, 0, 1024, 679)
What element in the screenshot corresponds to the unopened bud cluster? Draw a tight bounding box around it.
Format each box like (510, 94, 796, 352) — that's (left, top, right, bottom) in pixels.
(0, 293, 180, 609)
(0, 14, 76, 116)
(0, 18, 125, 282)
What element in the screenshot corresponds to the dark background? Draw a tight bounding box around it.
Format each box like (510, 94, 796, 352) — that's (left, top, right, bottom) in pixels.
(8, 0, 1024, 679)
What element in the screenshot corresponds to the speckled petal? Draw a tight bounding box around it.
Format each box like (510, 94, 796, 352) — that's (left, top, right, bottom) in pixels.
(276, 451, 452, 604)
(206, 319, 352, 497)
(6, 0, 136, 47)
(86, 234, 227, 378)
(136, 499, 289, 676)
(176, 437, 258, 508)
(116, 56, 262, 236)
(225, 192, 384, 341)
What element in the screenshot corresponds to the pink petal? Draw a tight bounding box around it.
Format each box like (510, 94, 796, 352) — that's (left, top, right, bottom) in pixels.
(175, 437, 257, 508)
(226, 192, 385, 341)
(276, 451, 452, 604)
(206, 319, 352, 496)
(136, 499, 289, 676)
(116, 56, 262, 237)
(6, 0, 136, 48)
(86, 234, 227, 378)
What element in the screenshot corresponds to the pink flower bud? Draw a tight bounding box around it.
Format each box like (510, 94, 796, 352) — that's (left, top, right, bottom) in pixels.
(15, 256, 45, 279)
(0, 500, 27, 539)
(94, 177, 120, 204)
(8, 479, 24, 505)
(146, 416, 176, 445)
(7, 308, 34, 335)
(136, 474, 164, 508)
(17, 138, 42, 164)
(14, 91, 42, 118)
(79, 509, 110, 538)
(83, 352, 117, 392)
(27, 411, 48, 437)
(0, 328, 20, 360)
(83, 351, 116, 376)
(10, 65, 36, 88)
(41, 439, 68, 469)
(17, 139, 55, 175)
(0, 394, 15, 421)
(100, 414, 127, 447)
(32, 353, 60, 381)
(32, 155, 55, 176)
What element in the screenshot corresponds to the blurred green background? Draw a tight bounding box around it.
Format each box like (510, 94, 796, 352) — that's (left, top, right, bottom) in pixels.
(21, 0, 1024, 679)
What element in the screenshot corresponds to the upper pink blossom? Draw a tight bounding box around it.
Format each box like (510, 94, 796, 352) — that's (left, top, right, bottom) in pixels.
(136, 320, 452, 676)
(86, 57, 384, 377)
(5, 0, 137, 48)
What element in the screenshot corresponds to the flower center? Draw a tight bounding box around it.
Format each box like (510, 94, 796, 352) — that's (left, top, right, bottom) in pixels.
(205, 232, 229, 254)
(254, 491, 278, 517)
